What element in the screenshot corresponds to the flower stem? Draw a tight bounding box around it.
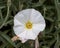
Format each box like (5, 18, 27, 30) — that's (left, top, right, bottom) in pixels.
(35, 37, 39, 48)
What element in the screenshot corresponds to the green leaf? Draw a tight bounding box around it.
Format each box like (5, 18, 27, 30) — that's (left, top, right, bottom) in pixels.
(31, 0, 45, 7)
(55, 0, 60, 21)
(0, 32, 16, 47)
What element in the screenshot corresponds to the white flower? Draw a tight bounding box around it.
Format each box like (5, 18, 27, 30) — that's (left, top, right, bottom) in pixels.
(13, 9, 46, 43)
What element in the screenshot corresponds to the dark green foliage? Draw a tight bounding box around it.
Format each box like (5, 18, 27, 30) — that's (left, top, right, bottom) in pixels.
(0, 0, 60, 48)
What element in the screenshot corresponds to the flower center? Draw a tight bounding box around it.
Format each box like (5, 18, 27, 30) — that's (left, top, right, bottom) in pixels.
(25, 21, 32, 29)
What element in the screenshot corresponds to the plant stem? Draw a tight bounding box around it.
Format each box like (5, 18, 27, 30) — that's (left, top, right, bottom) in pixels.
(0, 9, 3, 21)
(19, 1, 23, 11)
(0, 0, 11, 29)
(35, 37, 39, 48)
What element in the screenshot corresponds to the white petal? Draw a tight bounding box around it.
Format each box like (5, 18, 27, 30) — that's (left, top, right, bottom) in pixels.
(19, 30, 37, 40)
(14, 19, 23, 26)
(13, 26, 24, 36)
(21, 39, 28, 43)
(32, 24, 45, 35)
(14, 9, 35, 24)
(20, 9, 32, 18)
(30, 9, 45, 24)
(14, 13, 29, 24)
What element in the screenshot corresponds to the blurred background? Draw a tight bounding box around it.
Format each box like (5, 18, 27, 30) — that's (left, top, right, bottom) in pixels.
(0, 0, 60, 48)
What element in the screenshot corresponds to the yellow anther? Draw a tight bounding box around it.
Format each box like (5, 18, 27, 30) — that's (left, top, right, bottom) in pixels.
(25, 21, 32, 29)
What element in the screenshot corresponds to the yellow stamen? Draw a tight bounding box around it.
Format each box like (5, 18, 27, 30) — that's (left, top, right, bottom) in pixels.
(25, 21, 32, 29)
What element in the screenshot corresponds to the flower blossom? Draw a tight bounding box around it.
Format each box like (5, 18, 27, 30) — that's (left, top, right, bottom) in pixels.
(13, 9, 46, 43)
